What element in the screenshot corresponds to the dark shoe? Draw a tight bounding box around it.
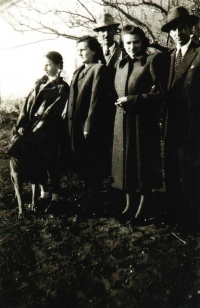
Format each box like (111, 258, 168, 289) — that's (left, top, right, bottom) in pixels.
(117, 210, 133, 223)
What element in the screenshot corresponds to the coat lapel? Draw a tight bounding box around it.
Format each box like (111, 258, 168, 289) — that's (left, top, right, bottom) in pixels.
(69, 65, 85, 112)
(170, 43, 198, 88)
(168, 50, 175, 90)
(77, 63, 94, 81)
(71, 65, 84, 87)
(115, 57, 129, 97)
(107, 42, 121, 68)
(68, 64, 96, 123)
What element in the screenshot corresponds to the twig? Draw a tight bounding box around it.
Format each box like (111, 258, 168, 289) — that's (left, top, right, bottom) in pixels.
(171, 232, 186, 245)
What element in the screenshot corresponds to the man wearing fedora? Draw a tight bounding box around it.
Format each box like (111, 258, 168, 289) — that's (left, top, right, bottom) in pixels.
(161, 6, 200, 228)
(93, 13, 121, 68)
(93, 13, 122, 185)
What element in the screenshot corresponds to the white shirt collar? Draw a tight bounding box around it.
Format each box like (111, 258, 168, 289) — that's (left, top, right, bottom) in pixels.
(176, 38, 191, 58)
(109, 42, 116, 54)
(103, 42, 116, 55)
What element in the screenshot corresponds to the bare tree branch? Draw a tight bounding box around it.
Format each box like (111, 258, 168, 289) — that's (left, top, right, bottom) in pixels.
(77, 0, 96, 22)
(1, 0, 198, 47)
(97, 0, 168, 14)
(126, 1, 167, 14)
(97, 0, 156, 40)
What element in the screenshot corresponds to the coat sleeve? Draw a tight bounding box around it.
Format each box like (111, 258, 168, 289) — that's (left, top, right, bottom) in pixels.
(15, 89, 35, 132)
(126, 53, 169, 113)
(84, 65, 110, 134)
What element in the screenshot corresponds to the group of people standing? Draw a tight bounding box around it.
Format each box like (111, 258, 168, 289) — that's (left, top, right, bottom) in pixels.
(10, 6, 200, 229)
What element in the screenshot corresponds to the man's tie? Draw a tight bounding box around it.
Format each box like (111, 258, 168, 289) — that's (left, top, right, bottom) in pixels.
(174, 49, 182, 73)
(104, 48, 110, 57)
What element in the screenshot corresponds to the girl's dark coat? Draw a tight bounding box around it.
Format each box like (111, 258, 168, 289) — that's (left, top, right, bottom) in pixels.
(9, 75, 69, 180)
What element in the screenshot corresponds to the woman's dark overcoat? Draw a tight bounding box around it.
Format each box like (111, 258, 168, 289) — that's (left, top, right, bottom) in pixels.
(112, 54, 162, 193)
(68, 63, 111, 178)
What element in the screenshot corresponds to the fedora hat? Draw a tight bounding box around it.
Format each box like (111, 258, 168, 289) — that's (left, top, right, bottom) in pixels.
(93, 13, 120, 32)
(161, 6, 199, 32)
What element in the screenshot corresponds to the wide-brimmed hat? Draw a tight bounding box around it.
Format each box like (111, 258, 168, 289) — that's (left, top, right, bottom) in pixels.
(93, 13, 120, 32)
(161, 6, 199, 32)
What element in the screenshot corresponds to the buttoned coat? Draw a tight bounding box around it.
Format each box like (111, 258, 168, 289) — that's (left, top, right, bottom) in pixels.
(112, 54, 163, 193)
(164, 40, 200, 202)
(68, 63, 111, 176)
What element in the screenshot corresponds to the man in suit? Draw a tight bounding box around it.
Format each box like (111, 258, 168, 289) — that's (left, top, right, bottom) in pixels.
(93, 14, 122, 183)
(161, 6, 200, 227)
(93, 13, 121, 68)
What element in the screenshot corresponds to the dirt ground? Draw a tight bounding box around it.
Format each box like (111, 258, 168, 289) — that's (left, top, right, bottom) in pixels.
(0, 122, 200, 308)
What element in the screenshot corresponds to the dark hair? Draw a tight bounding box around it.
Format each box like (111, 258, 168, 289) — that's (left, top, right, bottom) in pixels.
(121, 25, 149, 52)
(45, 51, 63, 69)
(77, 35, 105, 63)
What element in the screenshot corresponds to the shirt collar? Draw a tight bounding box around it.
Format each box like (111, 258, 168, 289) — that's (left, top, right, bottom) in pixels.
(109, 42, 116, 54)
(103, 42, 115, 55)
(119, 53, 147, 68)
(176, 38, 191, 58)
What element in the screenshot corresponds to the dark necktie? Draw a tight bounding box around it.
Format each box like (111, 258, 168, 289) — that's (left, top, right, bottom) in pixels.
(104, 48, 110, 57)
(174, 49, 182, 73)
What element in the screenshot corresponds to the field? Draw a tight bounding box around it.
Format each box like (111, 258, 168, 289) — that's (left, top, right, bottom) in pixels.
(0, 114, 200, 308)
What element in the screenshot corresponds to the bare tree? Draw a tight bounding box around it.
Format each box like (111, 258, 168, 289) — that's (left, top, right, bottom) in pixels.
(1, 0, 199, 48)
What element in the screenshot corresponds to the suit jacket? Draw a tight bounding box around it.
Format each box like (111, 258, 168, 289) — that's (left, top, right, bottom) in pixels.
(68, 63, 111, 174)
(165, 40, 200, 153)
(105, 41, 122, 69)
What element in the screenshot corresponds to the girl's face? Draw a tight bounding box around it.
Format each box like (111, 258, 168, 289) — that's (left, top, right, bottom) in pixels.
(43, 58, 60, 77)
(123, 33, 143, 58)
(77, 41, 95, 64)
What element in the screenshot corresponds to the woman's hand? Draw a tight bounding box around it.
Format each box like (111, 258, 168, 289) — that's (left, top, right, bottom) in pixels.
(115, 96, 127, 107)
(83, 131, 89, 138)
(18, 127, 24, 135)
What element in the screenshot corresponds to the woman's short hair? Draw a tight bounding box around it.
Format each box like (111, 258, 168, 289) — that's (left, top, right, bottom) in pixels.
(45, 51, 63, 69)
(77, 35, 105, 63)
(121, 25, 149, 51)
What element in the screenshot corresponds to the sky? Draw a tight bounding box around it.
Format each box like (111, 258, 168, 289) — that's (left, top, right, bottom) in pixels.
(0, 15, 77, 107)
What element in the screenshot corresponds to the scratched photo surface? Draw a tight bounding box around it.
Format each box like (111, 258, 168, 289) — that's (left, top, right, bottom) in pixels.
(0, 1, 200, 307)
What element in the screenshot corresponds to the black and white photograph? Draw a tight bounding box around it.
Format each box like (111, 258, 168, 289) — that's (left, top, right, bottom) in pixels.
(0, 1, 200, 307)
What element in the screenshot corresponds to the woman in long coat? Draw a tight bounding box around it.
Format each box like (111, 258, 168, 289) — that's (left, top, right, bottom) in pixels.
(68, 35, 111, 212)
(112, 26, 163, 217)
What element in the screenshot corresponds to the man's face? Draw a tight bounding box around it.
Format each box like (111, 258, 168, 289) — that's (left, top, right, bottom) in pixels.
(170, 22, 192, 47)
(97, 26, 115, 47)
